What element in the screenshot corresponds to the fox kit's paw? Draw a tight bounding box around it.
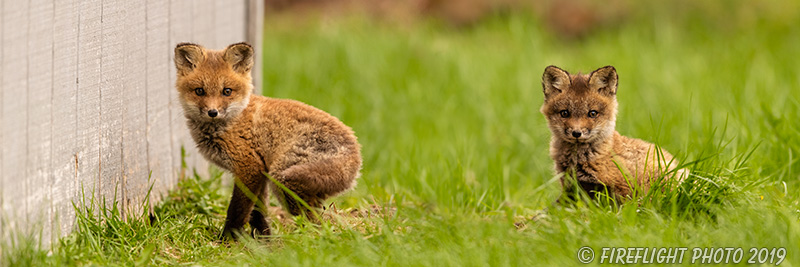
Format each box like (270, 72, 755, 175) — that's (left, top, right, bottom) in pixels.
(220, 225, 271, 242)
(219, 227, 239, 242)
(250, 228, 271, 240)
(249, 212, 271, 238)
(278, 190, 323, 222)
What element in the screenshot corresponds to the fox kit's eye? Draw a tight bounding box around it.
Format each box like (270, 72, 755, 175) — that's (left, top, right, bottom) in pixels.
(223, 88, 232, 96)
(588, 110, 598, 118)
(195, 88, 205, 96)
(559, 110, 570, 118)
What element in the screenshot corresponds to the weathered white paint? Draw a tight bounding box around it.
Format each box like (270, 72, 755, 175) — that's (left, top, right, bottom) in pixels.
(0, 0, 262, 245)
(146, 0, 173, 199)
(0, 0, 4, 247)
(247, 0, 264, 94)
(122, 0, 149, 216)
(2, 0, 31, 238)
(51, 0, 80, 239)
(76, 0, 103, 220)
(168, 0, 194, 184)
(100, 0, 126, 211)
(28, 0, 55, 243)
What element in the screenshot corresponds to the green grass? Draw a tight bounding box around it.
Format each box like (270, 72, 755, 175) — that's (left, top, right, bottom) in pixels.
(4, 3, 800, 266)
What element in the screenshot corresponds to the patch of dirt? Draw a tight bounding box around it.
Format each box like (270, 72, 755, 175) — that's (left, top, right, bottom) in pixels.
(267, 203, 398, 231)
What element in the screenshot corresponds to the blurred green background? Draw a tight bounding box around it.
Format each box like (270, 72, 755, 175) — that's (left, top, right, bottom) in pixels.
(262, 0, 800, 209)
(248, 1, 800, 264)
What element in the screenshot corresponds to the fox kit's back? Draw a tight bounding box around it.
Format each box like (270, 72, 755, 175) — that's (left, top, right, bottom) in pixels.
(174, 42, 361, 239)
(540, 65, 681, 203)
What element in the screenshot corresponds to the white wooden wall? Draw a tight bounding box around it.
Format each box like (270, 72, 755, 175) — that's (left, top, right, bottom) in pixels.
(0, 0, 262, 244)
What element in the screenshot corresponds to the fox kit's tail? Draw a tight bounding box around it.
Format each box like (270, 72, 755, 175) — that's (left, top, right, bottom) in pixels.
(270, 156, 361, 216)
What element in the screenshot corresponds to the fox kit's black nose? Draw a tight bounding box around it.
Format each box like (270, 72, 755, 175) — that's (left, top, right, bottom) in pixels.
(572, 131, 582, 138)
(208, 109, 218, 118)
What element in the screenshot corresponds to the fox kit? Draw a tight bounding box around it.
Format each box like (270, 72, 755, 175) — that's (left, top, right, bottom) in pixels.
(540, 65, 680, 203)
(174, 42, 362, 239)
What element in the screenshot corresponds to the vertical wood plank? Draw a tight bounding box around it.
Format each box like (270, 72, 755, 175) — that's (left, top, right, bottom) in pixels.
(27, 0, 54, 243)
(2, 0, 31, 234)
(0, 0, 5, 241)
(99, 0, 125, 212)
(122, 0, 149, 216)
(193, 0, 217, 48)
(170, 0, 196, 183)
(51, 0, 79, 239)
(76, 0, 103, 206)
(247, 0, 264, 95)
(231, 1, 247, 42)
(215, 0, 235, 47)
(0, 0, 6, 241)
(146, 0, 173, 200)
(188, 0, 215, 177)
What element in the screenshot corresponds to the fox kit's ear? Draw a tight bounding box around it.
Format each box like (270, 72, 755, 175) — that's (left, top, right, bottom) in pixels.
(589, 66, 618, 96)
(542, 65, 571, 99)
(223, 42, 254, 75)
(174, 43, 205, 76)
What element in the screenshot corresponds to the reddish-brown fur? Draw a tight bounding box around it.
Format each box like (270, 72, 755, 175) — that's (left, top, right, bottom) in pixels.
(174, 43, 362, 239)
(540, 65, 681, 203)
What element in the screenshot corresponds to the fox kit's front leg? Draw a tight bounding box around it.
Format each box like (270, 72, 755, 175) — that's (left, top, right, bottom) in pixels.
(221, 173, 270, 240)
(247, 180, 271, 237)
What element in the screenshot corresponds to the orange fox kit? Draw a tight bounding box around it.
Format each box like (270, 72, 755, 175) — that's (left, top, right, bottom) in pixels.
(174, 42, 362, 239)
(540, 65, 680, 203)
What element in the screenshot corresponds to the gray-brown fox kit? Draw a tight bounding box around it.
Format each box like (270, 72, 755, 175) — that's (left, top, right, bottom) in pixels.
(540, 65, 682, 203)
(174, 42, 362, 239)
